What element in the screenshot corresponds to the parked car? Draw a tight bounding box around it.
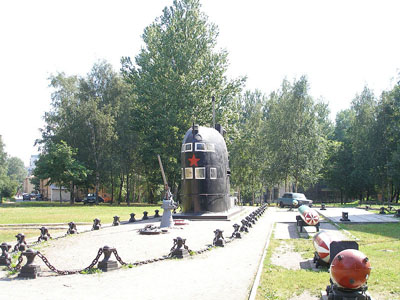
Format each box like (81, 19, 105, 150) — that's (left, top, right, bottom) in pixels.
(35, 193, 43, 201)
(83, 194, 104, 205)
(277, 192, 312, 208)
(22, 193, 31, 201)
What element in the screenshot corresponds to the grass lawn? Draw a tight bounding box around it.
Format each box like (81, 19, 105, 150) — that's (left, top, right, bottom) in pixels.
(0, 201, 161, 243)
(256, 223, 400, 300)
(0, 201, 161, 224)
(0, 229, 67, 244)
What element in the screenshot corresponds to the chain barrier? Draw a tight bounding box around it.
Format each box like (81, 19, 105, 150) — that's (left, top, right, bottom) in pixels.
(35, 248, 104, 275)
(112, 249, 127, 266)
(4, 205, 268, 276)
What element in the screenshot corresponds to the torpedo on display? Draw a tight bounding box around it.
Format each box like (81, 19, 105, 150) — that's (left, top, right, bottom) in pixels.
(180, 123, 233, 213)
(298, 204, 320, 226)
(313, 230, 339, 266)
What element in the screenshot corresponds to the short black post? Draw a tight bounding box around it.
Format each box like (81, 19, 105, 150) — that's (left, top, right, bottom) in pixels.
(169, 237, 190, 258)
(18, 249, 41, 279)
(14, 233, 28, 252)
(154, 210, 161, 218)
(97, 246, 118, 271)
(112, 216, 120, 226)
(92, 218, 101, 230)
(379, 207, 386, 215)
(340, 212, 350, 222)
(129, 213, 136, 223)
(321, 204, 326, 210)
(240, 219, 249, 232)
(67, 222, 78, 234)
(395, 209, 400, 218)
(231, 224, 241, 239)
(0, 243, 12, 266)
(37, 227, 51, 242)
(213, 229, 225, 247)
(142, 211, 149, 220)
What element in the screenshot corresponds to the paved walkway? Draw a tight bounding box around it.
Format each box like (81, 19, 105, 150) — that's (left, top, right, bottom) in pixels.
(316, 207, 399, 223)
(273, 208, 349, 240)
(0, 206, 275, 300)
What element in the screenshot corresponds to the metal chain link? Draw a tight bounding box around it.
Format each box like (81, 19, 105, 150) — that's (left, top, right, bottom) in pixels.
(112, 249, 127, 265)
(5, 206, 268, 276)
(35, 248, 104, 275)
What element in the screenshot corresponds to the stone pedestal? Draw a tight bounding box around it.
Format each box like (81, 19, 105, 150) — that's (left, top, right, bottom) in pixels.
(18, 265, 41, 279)
(18, 249, 40, 279)
(98, 260, 118, 272)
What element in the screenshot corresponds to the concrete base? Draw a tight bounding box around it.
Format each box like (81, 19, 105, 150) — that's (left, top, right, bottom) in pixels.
(18, 265, 41, 279)
(98, 260, 118, 272)
(173, 206, 245, 221)
(170, 248, 190, 259)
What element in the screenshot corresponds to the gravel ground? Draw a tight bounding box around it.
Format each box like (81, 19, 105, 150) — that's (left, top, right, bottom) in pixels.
(0, 206, 273, 300)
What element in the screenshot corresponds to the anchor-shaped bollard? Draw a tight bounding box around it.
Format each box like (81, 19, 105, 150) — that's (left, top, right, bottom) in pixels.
(18, 249, 41, 279)
(92, 218, 101, 230)
(231, 224, 241, 239)
(0, 243, 12, 266)
(67, 222, 78, 234)
(240, 219, 249, 233)
(169, 237, 190, 258)
(379, 207, 386, 215)
(14, 233, 28, 252)
(97, 246, 118, 271)
(213, 229, 225, 247)
(112, 216, 120, 226)
(37, 227, 51, 242)
(129, 213, 136, 223)
(142, 211, 149, 220)
(154, 209, 161, 218)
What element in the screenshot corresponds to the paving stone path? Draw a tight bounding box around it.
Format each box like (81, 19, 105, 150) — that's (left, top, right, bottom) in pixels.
(0, 206, 274, 300)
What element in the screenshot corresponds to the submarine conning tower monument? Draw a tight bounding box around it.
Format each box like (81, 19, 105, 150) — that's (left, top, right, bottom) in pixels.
(180, 123, 233, 213)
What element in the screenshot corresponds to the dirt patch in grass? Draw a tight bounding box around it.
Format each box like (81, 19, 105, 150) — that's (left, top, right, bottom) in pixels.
(270, 241, 312, 270)
(289, 290, 319, 300)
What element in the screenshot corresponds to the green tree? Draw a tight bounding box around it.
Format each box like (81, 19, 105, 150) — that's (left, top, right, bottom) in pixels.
(121, 0, 244, 201)
(33, 141, 90, 203)
(348, 87, 377, 202)
(264, 77, 329, 191)
(230, 91, 266, 203)
(40, 61, 123, 201)
(7, 156, 27, 185)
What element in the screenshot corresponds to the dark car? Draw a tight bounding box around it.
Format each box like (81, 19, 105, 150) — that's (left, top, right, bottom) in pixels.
(83, 194, 104, 205)
(277, 192, 313, 208)
(35, 193, 43, 201)
(22, 193, 31, 201)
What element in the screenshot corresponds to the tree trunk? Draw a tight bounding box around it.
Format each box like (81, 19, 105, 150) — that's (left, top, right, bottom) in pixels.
(70, 183, 74, 205)
(118, 173, 124, 205)
(340, 189, 343, 205)
(95, 171, 100, 205)
(59, 186, 62, 204)
(110, 169, 114, 205)
(132, 174, 136, 203)
(126, 172, 130, 206)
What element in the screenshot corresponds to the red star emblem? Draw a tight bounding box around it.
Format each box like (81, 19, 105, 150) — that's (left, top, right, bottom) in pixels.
(188, 154, 200, 167)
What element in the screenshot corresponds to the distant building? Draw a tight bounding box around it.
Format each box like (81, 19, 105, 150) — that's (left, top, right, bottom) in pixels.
(27, 154, 39, 176)
(22, 176, 35, 194)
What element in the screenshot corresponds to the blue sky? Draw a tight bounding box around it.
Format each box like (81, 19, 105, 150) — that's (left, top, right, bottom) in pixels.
(1, 0, 399, 165)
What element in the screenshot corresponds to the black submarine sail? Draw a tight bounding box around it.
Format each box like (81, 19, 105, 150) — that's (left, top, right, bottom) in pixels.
(180, 97, 233, 213)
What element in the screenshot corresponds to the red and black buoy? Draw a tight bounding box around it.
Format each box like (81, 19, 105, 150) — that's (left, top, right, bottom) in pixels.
(326, 249, 372, 299)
